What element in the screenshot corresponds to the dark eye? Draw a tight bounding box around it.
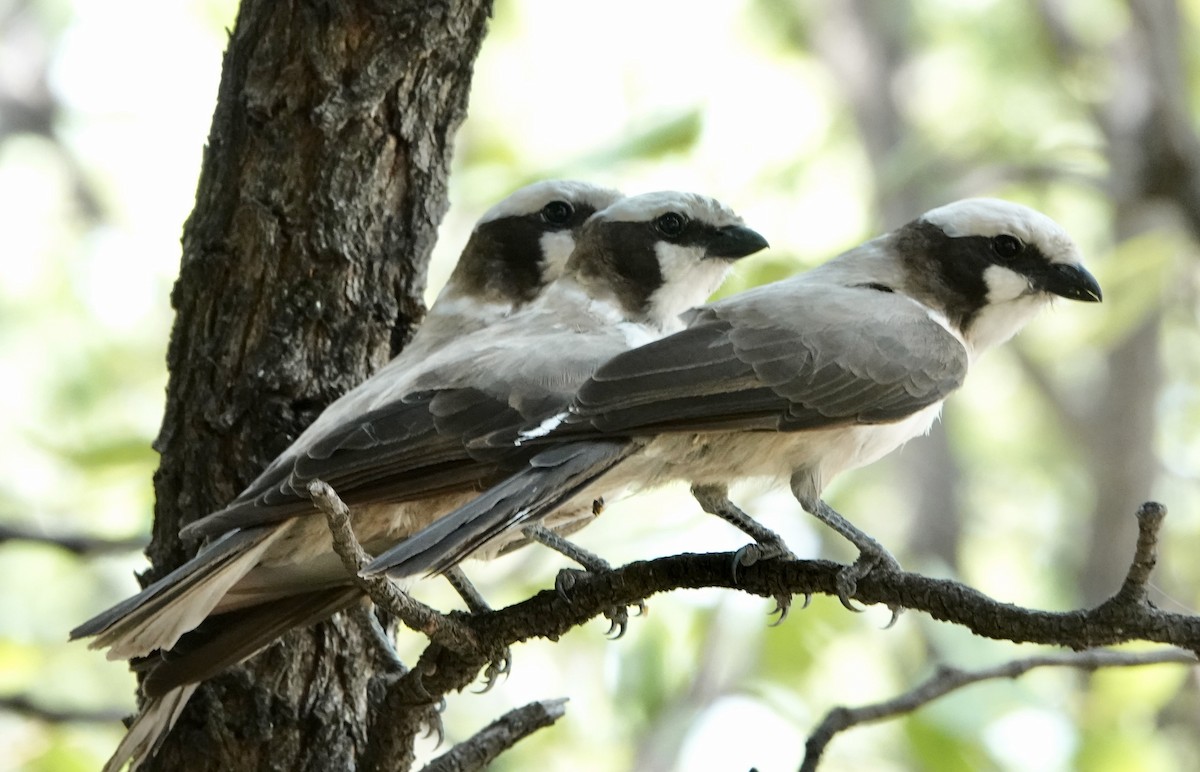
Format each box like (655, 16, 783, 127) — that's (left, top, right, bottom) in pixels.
(654, 212, 687, 238)
(992, 234, 1023, 258)
(541, 200, 573, 225)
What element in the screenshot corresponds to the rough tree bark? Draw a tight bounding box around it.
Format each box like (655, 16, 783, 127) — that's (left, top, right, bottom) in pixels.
(143, 1, 493, 769)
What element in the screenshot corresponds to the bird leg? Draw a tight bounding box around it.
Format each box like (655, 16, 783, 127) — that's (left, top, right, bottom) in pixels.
(522, 524, 646, 639)
(442, 566, 511, 691)
(690, 483, 797, 620)
(351, 601, 407, 674)
(791, 483, 902, 620)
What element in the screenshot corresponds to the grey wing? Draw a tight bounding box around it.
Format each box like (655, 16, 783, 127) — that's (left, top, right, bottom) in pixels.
(569, 285, 969, 435)
(362, 440, 635, 578)
(181, 388, 535, 539)
(183, 323, 625, 540)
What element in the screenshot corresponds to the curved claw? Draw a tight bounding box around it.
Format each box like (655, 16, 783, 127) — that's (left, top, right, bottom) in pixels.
(838, 594, 866, 613)
(800, 593, 813, 610)
(730, 543, 764, 581)
(608, 599, 650, 638)
(835, 569, 866, 612)
(767, 595, 792, 626)
(605, 600, 648, 639)
(421, 705, 446, 746)
(882, 606, 903, 629)
(605, 612, 629, 640)
(834, 547, 905, 613)
(475, 647, 513, 693)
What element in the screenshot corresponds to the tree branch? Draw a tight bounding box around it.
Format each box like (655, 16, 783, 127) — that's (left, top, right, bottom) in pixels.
(419, 698, 569, 772)
(398, 501, 1199, 709)
(0, 523, 146, 556)
(328, 499, 1191, 768)
(800, 647, 1197, 771)
(0, 694, 130, 724)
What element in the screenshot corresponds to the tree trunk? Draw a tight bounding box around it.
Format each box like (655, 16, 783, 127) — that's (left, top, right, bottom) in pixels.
(143, 1, 493, 769)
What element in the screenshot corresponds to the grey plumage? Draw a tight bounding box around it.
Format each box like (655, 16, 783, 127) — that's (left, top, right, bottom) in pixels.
(73, 179, 626, 655)
(73, 178, 624, 772)
(72, 185, 767, 772)
(199, 179, 626, 521)
(365, 198, 1102, 607)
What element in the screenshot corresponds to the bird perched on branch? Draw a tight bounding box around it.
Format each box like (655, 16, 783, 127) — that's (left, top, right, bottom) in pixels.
(72, 184, 768, 772)
(365, 198, 1102, 618)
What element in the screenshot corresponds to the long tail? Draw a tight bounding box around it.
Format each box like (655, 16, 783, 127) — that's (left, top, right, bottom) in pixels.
(103, 586, 362, 771)
(70, 526, 285, 660)
(141, 585, 362, 696)
(102, 684, 197, 772)
(363, 440, 634, 578)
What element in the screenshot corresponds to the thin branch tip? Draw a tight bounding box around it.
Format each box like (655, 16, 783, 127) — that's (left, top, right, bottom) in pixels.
(1136, 500, 1167, 527)
(800, 648, 1196, 771)
(538, 696, 569, 716)
(419, 697, 571, 772)
(1110, 501, 1170, 606)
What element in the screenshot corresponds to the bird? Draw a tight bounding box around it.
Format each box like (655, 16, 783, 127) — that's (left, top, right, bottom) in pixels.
(73, 177, 623, 656)
(363, 197, 1103, 620)
(245, 179, 625, 467)
(70, 177, 620, 770)
(72, 187, 769, 772)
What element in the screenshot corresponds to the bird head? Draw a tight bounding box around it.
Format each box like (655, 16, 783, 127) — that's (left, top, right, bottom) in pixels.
(890, 197, 1101, 355)
(568, 190, 770, 330)
(447, 180, 624, 307)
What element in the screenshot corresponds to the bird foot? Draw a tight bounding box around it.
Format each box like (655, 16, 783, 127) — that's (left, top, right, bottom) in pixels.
(475, 647, 513, 693)
(555, 567, 647, 639)
(420, 704, 446, 746)
(834, 548, 903, 621)
(731, 539, 798, 622)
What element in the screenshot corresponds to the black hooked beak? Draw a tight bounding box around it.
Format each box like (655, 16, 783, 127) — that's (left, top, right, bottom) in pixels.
(1036, 262, 1103, 302)
(706, 225, 769, 260)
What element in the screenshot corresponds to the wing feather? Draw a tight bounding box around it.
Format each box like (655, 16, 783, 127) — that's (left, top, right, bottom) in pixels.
(564, 284, 968, 436)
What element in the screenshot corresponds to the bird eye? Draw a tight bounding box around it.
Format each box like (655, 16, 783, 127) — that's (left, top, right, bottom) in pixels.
(654, 212, 687, 238)
(992, 234, 1024, 258)
(541, 200, 574, 225)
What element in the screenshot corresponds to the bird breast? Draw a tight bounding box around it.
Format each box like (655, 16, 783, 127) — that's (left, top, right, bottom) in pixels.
(632, 401, 946, 493)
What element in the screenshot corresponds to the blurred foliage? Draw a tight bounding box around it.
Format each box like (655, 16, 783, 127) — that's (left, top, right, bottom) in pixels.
(2, 0, 1199, 770)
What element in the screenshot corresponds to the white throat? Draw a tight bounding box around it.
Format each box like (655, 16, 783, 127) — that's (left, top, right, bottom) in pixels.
(646, 242, 733, 328)
(961, 263, 1052, 357)
(964, 294, 1048, 356)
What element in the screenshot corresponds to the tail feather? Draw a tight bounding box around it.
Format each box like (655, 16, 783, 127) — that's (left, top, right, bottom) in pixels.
(104, 587, 362, 770)
(363, 440, 634, 578)
(102, 684, 197, 772)
(142, 585, 362, 697)
(71, 527, 285, 660)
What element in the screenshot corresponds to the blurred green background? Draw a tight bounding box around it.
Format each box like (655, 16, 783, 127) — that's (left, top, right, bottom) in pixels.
(2, 0, 1199, 769)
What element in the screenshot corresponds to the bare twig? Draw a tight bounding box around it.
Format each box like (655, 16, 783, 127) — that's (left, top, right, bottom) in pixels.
(419, 698, 569, 772)
(0, 694, 130, 724)
(307, 479, 480, 657)
(1110, 501, 1165, 604)
(0, 523, 146, 556)
(800, 647, 1197, 771)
